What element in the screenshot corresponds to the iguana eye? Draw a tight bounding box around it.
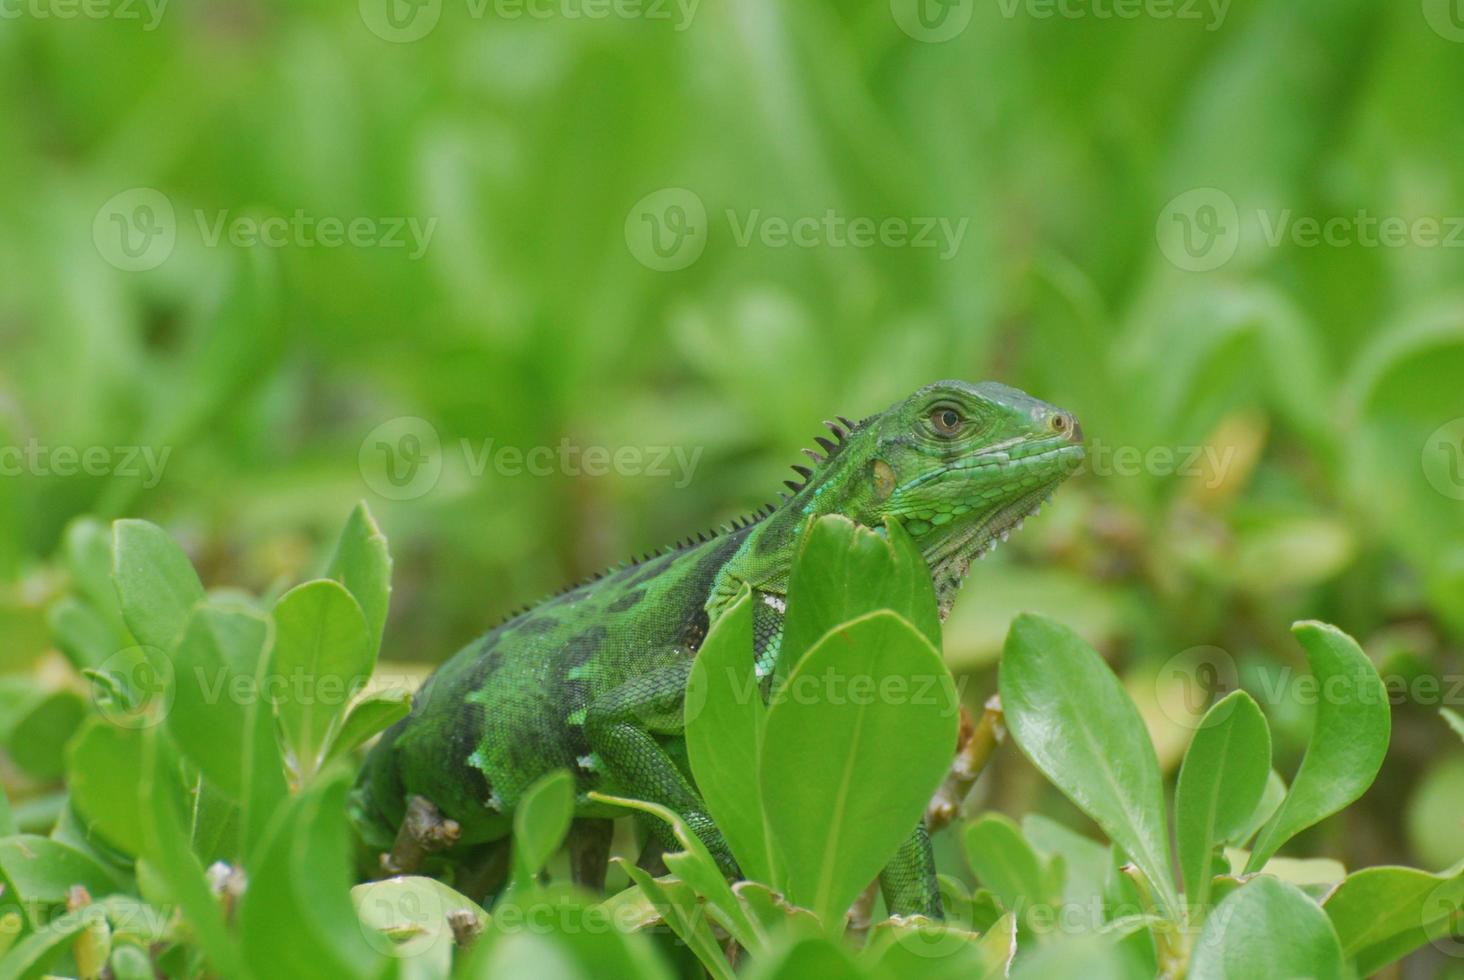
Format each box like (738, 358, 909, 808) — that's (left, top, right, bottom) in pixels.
(929, 406, 963, 436)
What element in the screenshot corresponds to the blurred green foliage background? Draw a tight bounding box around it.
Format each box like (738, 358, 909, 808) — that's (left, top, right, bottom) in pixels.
(2, 0, 1462, 889)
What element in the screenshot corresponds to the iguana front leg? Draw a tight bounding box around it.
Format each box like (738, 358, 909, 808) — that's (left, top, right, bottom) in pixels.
(583, 661, 738, 874)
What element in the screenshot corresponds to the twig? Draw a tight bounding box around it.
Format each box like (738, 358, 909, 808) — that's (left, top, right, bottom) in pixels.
(380, 795, 461, 876)
(925, 695, 1005, 833)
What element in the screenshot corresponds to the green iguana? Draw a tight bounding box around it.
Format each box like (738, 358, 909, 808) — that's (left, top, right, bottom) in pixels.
(352, 380, 1084, 918)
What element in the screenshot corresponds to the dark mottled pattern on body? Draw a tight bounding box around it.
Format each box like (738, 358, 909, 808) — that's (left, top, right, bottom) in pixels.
(362, 526, 754, 842)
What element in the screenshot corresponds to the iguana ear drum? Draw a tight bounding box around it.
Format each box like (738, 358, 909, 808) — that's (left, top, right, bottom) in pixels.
(872, 459, 896, 500)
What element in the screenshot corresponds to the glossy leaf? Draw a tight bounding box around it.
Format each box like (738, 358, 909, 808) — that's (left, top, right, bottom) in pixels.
(1189, 877, 1344, 980)
(511, 769, 574, 890)
(270, 579, 371, 781)
(323, 688, 412, 764)
(862, 915, 1009, 980)
(6, 691, 86, 780)
(998, 614, 1179, 919)
(1245, 622, 1390, 872)
(761, 610, 957, 928)
(0, 836, 125, 927)
(46, 596, 117, 673)
(589, 792, 759, 952)
(745, 935, 867, 980)
(168, 604, 287, 855)
(1322, 861, 1464, 976)
(0, 909, 87, 980)
(685, 587, 773, 883)
(327, 501, 393, 661)
(775, 515, 939, 685)
(1442, 707, 1464, 743)
(66, 720, 162, 856)
(111, 519, 205, 652)
(239, 767, 386, 980)
(352, 875, 487, 963)
(616, 862, 734, 980)
(1175, 691, 1271, 913)
(962, 813, 1051, 922)
(138, 725, 244, 979)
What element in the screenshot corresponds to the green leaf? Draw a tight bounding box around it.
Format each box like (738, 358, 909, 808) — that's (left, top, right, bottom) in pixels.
(0, 836, 126, 927)
(327, 501, 393, 661)
(731, 882, 823, 943)
(168, 604, 287, 856)
(998, 614, 1179, 919)
(962, 813, 1051, 924)
(111, 520, 205, 652)
(66, 720, 159, 856)
(239, 767, 386, 980)
(46, 596, 118, 673)
(511, 769, 575, 890)
(138, 725, 243, 978)
(862, 916, 1009, 980)
(0, 908, 88, 980)
(685, 587, 773, 883)
(1189, 877, 1345, 980)
(6, 690, 86, 780)
(323, 688, 412, 764)
(775, 515, 940, 686)
(761, 610, 957, 929)
(1175, 691, 1271, 914)
(0, 785, 13, 838)
(270, 579, 371, 781)
(615, 862, 734, 980)
(167, 606, 265, 795)
(589, 792, 760, 953)
(1231, 769, 1287, 850)
(1245, 622, 1390, 872)
(744, 934, 867, 980)
(474, 885, 672, 980)
(1442, 707, 1464, 743)
(1322, 861, 1464, 976)
(352, 875, 487, 963)
(63, 518, 129, 638)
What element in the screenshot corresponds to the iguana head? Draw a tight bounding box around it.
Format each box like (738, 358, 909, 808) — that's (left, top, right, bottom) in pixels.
(787, 379, 1085, 614)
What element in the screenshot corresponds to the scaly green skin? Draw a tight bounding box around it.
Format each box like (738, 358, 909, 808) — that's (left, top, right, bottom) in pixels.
(353, 380, 1084, 917)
